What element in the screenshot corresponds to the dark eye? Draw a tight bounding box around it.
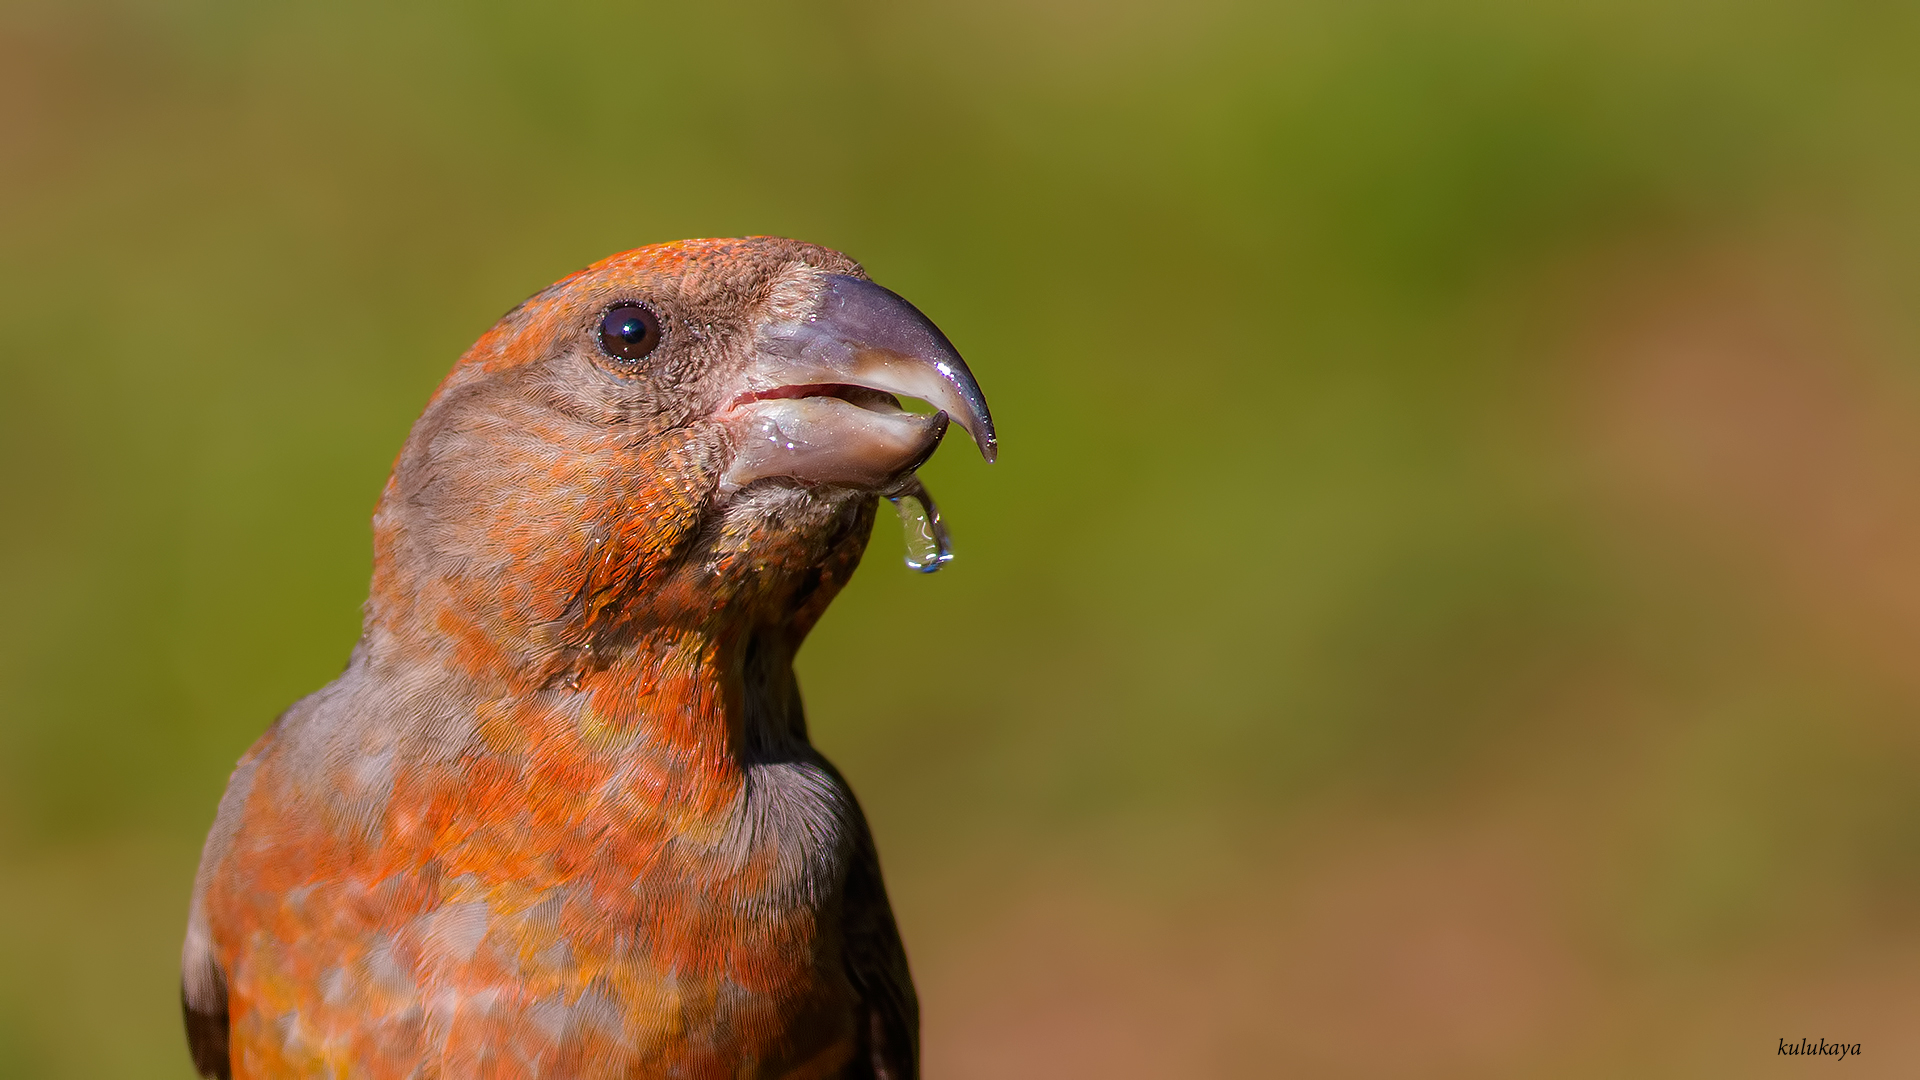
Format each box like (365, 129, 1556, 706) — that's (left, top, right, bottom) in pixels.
(596, 302, 662, 367)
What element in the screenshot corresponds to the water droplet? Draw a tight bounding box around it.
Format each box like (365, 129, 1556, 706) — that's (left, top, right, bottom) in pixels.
(887, 477, 953, 573)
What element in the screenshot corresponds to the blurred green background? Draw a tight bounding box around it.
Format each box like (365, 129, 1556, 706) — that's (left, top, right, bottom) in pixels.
(6, 0, 1920, 1075)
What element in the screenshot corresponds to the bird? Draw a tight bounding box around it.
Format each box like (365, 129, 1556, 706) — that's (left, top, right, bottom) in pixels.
(179, 236, 996, 1079)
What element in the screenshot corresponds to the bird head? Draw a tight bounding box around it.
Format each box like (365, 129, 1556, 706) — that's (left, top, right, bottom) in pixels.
(361, 237, 994, 687)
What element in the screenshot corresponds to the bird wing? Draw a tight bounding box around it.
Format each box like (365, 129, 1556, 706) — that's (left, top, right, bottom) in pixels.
(839, 800, 920, 1080)
(180, 949, 231, 1080)
(181, 721, 279, 1080)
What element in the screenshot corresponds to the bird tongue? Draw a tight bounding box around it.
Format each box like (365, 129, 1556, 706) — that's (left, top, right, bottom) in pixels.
(884, 475, 953, 573)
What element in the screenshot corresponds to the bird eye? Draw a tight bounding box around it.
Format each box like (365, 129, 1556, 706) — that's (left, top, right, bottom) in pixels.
(596, 302, 662, 367)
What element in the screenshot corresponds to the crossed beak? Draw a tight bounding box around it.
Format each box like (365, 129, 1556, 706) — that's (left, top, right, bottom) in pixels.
(720, 274, 996, 494)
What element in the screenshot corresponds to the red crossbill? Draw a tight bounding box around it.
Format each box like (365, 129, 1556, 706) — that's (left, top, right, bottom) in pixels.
(181, 237, 996, 1079)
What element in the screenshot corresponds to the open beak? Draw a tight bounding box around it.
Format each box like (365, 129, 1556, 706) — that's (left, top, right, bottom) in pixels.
(720, 274, 996, 493)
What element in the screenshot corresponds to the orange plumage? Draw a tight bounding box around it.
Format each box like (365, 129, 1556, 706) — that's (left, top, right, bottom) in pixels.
(181, 238, 995, 1078)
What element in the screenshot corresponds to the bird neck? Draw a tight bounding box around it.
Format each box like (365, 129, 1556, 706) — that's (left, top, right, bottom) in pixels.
(349, 622, 805, 827)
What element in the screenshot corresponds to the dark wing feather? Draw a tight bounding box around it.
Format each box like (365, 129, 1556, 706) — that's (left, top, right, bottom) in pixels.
(181, 966, 231, 1079)
(839, 803, 919, 1080)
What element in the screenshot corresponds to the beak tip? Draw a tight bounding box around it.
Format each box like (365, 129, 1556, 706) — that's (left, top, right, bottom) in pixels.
(973, 420, 998, 463)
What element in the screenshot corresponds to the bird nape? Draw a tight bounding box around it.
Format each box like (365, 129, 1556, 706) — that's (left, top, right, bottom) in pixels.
(180, 237, 995, 1079)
